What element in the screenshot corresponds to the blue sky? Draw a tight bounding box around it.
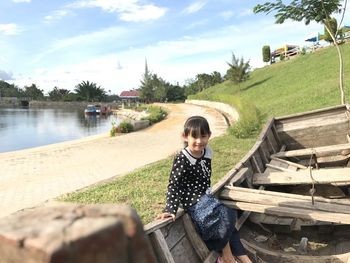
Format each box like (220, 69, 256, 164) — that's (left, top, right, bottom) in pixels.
(0, 0, 349, 95)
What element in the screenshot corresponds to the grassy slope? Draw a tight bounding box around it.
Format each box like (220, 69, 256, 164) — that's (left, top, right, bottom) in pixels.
(61, 44, 350, 224)
(200, 44, 350, 117)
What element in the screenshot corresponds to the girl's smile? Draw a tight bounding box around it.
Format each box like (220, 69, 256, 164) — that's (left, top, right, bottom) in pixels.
(183, 133, 211, 158)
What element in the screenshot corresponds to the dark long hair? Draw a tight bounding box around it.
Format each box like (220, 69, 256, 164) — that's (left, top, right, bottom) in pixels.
(183, 116, 211, 141)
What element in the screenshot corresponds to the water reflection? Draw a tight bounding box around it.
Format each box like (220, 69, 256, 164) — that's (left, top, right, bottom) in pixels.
(0, 107, 120, 153)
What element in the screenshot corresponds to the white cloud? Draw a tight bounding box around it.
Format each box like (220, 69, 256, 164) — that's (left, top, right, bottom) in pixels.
(185, 19, 208, 30)
(237, 8, 253, 17)
(44, 10, 71, 23)
(32, 26, 129, 63)
(12, 0, 31, 3)
(219, 11, 234, 20)
(119, 4, 167, 22)
(68, 0, 167, 22)
(182, 1, 207, 14)
(0, 23, 22, 35)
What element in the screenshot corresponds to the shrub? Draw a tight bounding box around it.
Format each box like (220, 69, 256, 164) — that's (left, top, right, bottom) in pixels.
(262, 45, 271, 63)
(118, 121, 134, 133)
(142, 106, 168, 125)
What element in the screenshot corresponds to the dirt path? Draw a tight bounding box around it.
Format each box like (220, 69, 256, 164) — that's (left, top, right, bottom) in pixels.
(0, 103, 227, 218)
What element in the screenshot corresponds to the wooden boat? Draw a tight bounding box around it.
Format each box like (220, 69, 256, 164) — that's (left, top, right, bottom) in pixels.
(144, 104, 350, 263)
(84, 104, 97, 115)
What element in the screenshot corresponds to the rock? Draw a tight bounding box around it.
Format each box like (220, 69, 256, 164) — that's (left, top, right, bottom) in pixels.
(0, 204, 156, 263)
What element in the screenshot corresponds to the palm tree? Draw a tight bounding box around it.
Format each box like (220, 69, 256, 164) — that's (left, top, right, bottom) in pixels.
(74, 81, 106, 102)
(226, 53, 251, 84)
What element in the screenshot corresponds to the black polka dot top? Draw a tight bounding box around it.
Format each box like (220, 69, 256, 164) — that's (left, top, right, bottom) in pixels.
(164, 146, 212, 215)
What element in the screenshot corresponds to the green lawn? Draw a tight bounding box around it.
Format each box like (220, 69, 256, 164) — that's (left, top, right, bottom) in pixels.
(60, 43, 350, 224)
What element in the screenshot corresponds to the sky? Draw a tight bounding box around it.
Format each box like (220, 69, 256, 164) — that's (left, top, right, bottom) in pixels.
(0, 0, 349, 96)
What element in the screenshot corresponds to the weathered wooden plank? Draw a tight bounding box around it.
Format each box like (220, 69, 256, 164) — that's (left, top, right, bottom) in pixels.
(241, 238, 350, 263)
(298, 154, 350, 166)
(221, 187, 350, 215)
(182, 214, 209, 261)
(228, 167, 250, 186)
(253, 167, 350, 185)
(162, 217, 186, 250)
(252, 154, 263, 174)
(265, 163, 297, 172)
(222, 201, 350, 224)
(278, 122, 350, 149)
(260, 141, 271, 163)
(266, 131, 278, 153)
(149, 230, 176, 263)
(271, 143, 350, 158)
(232, 186, 265, 230)
(224, 185, 350, 205)
(270, 156, 307, 169)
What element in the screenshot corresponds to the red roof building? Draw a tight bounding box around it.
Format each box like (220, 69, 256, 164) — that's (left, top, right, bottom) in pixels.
(120, 90, 140, 99)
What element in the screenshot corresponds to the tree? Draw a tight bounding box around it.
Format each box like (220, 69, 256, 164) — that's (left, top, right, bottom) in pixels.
(324, 17, 338, 43)
(262, 45, 271, 63)
(0, 80, 23, 97)
(74, 81, 106, 101)
(48, 87, 71, 101)
(24, 84, 44, 100)
(139, 59, 154, 102)
(152, 74, 167, 102)
(254, 0, 347, 104)
(225, 53, 251, 84)
(166, 85, 185, 102)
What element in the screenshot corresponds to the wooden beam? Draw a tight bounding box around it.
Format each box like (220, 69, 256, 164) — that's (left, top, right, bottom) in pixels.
(271, 143, 350, 158)
(232, 186, 265, 230)
(265, 163, 296, 172)
(149, 230, 176, 263)
(270, 156, 307, 169)
(224, 185, 350, 206)
(253, 167, 350, 185)
(228, 167, 250, 186)
(221, 187, 350, 214)
(222, 200, 350, 224)
(240, 239, 350, 263)
(182, 214, 209, 261)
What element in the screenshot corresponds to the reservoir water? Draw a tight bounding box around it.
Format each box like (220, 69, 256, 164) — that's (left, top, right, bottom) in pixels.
(0, 107, 120, 153)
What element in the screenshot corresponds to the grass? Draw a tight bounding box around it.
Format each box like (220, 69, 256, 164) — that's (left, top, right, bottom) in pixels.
(60, 135, 255, 224)
(60, 43, 350, 224)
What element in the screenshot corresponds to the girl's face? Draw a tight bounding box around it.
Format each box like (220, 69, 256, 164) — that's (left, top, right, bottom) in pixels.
(183, 131, 211, 157)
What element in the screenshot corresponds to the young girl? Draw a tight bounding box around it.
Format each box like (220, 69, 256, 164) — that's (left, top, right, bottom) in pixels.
(157, 116, 252, 263)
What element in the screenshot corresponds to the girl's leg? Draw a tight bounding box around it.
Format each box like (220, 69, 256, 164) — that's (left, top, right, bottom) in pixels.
(229, 228, 252, 263)
(236, 255, 252, 263)
(219, 242, 236, 263)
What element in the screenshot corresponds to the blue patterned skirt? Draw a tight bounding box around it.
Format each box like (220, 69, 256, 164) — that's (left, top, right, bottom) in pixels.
(186, 194, 236, 251)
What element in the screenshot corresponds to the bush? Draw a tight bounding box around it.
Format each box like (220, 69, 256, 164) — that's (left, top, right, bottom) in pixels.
(262, 45, 271, 63)
(142, 106, 168, 125)
(110, 120, 133, 136)
(118, 121, 134, 133)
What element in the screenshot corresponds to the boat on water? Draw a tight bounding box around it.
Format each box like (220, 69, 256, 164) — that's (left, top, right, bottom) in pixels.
(144, 104, 350, 263)
(84, 105, 97, 115)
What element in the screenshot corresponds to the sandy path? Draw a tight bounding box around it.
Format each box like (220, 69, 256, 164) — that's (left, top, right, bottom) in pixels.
(0, 103, 227, 218)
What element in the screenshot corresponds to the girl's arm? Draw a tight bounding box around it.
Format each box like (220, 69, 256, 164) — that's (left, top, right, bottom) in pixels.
(163, 154, 186, 215)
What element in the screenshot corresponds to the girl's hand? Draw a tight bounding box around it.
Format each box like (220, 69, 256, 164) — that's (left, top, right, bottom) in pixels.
(156, 212, 176, 221)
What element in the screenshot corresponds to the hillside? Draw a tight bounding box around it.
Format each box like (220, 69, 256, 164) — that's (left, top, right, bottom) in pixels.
(196, 43, 350, 117)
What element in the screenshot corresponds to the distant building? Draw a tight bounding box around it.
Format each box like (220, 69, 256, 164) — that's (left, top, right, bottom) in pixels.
(120, 90, 140, 100)
(119, 90, 140, 106)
